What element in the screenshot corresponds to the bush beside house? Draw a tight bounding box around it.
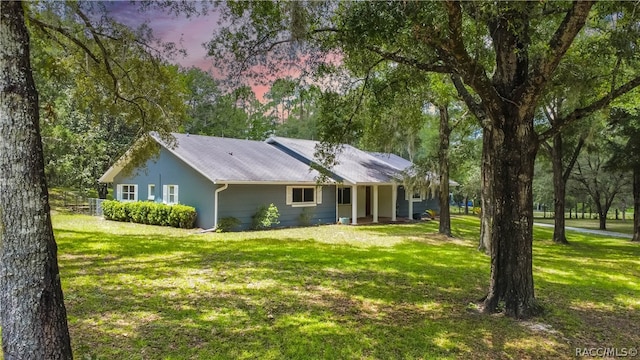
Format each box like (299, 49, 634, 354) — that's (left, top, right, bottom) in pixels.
(102, 200, 197, 229)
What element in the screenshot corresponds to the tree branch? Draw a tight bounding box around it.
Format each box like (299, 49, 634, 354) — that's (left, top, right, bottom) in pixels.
(562, 135, 586, 183)
(450, 75, 489, 128)
(364, 46, 451, 73)
(75, 8, 147, 121)
(523, 1, 595, 103)
(28, 16, 100, 64)
(539, 75, 640, 141)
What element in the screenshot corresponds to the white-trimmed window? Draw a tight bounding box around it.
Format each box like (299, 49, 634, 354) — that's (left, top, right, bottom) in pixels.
(117, 184, 138, 201)
(338, 187, 351, 205)
(148, 184, 156, 201)
(286, 186, 322, 207)
(163, 184, 179, 204)
(404, 187, 424, 202)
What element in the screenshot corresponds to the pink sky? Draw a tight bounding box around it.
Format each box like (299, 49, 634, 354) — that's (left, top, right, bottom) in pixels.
(106, 2, 273, 100)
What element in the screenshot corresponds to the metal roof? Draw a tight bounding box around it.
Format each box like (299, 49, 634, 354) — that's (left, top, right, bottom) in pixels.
(157, 133, 322, 183)
(266, 137, 404, 184)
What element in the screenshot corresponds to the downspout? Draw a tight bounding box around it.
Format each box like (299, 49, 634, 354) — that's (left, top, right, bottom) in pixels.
(213, 183, 229, 230)
(202, 183, 229, 233)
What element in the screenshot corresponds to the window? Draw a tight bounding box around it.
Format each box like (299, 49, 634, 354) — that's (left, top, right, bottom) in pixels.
(163, 185, 179, 204)
(412, 190, 422, 202)
(118, 184, 138, 201)
(286, 186, 321, 206)
(148, 184, 156, 201)
(338, 187, 351, 205)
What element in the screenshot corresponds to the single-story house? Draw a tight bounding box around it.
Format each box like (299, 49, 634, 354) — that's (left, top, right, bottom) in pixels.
(99, 133, 444, 230)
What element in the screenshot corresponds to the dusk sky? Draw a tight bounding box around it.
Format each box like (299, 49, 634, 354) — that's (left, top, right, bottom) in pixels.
(105, 1, 273, 99)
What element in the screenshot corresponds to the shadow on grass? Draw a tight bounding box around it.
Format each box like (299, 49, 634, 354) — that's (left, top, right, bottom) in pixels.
(54, 216, 639, 359)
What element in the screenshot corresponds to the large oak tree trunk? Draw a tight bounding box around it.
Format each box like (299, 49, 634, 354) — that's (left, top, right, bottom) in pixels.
(478, 128, 493, 254)
(633, 167, 640, 242)
(0, 2, 73, 358)
(438, 105, 452, 237)
(482, 111, 541, 318)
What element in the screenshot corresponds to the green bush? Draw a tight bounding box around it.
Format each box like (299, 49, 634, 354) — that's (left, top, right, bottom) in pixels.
(129, 202, 152, 224)
(216, 217, 241, 232)
(102, 200, 116, 220)
(102, 200, 196, 229)
(168, 204, 197, 229)
(251, 203, 280, 230)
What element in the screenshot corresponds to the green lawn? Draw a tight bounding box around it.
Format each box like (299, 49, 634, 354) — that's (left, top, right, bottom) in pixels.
(50, 215, 639, 359)
(534, 217, 636, 234)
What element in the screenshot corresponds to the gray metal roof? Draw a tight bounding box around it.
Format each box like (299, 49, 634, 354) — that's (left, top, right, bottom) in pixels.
(156, 133, 320, 183)
(368, 152, 413, 170)
(266, 137, 404, 184)
(369, 152, 460, 187)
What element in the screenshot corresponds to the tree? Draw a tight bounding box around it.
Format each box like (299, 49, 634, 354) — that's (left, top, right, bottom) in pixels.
(538, 113, 590, 243)
(572, 146, 630, 230)
(607, 107, 640, 241)
(1, 1, 72, 357)
(208, 1, 640, 318)
(2, 1, 191, 356)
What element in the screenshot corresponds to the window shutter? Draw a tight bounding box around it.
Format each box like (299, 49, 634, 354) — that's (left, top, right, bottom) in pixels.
(116, 184, 122, 201)
(174, 186, 179, 204)
(316, 186, 322, 204)
(133, 185, 138, 201)
(286, 186, 293, 205)
(162, 185, 168, 204)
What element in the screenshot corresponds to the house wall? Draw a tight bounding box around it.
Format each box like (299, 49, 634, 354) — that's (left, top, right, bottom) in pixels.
(378, 186, 393, 217)
(113, 147, 216, 229)
(397, 186, 440, 219)
(218, 184, 336, 230)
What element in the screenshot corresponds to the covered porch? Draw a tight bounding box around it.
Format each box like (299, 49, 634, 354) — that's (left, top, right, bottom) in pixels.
(336, 184, 422, 225)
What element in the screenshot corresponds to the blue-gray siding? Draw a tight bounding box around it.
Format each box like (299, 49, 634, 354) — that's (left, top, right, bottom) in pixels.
(397, 186, 440, 218)
(113, 147, 216, 229)
(217, 184, 336, 230)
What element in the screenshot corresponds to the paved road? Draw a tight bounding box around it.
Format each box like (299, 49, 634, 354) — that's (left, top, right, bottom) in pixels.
(533, 222, 633, 239)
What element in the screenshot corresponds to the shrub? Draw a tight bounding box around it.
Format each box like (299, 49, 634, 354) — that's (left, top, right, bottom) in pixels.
(102, 200, 117, 220)
(129, 202, 151, 224)
(168, 204, 197, 229)
(217, 217, 241, 232)
(102, 200, 196, 229)
(148, 202, 171, 226)
(109, 201, 129, 222)
(251, 203, 280, 230)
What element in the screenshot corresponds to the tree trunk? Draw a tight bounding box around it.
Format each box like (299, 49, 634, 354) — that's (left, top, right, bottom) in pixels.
(482, 111, 541, 319)
(464, 195, 469, 215)
(478, 128, 493, 254)
(97, 182, 108, 199)
(438, 105, 451, 237)
(0, 2, 73, 359)
(595, 202, 607, 230)
(633, 166, 640, 242)
(550, 133, 569, 244)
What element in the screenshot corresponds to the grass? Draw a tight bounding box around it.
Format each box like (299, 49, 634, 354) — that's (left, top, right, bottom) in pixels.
(534, 217, 636, 234)
(45, 215, 640, 359)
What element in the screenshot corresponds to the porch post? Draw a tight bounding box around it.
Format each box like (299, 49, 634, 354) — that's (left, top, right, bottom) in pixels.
(408, 190, 413, 221)
(373, 185, 379, 223)
(391, 184, 397, 221)
(351, 185, 358, 225)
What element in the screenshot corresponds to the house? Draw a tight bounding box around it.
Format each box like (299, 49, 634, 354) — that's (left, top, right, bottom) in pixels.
(99, 133, 442, 230)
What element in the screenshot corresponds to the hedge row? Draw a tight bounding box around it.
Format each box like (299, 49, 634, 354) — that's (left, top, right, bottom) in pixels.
(102, 200, 197, 229)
